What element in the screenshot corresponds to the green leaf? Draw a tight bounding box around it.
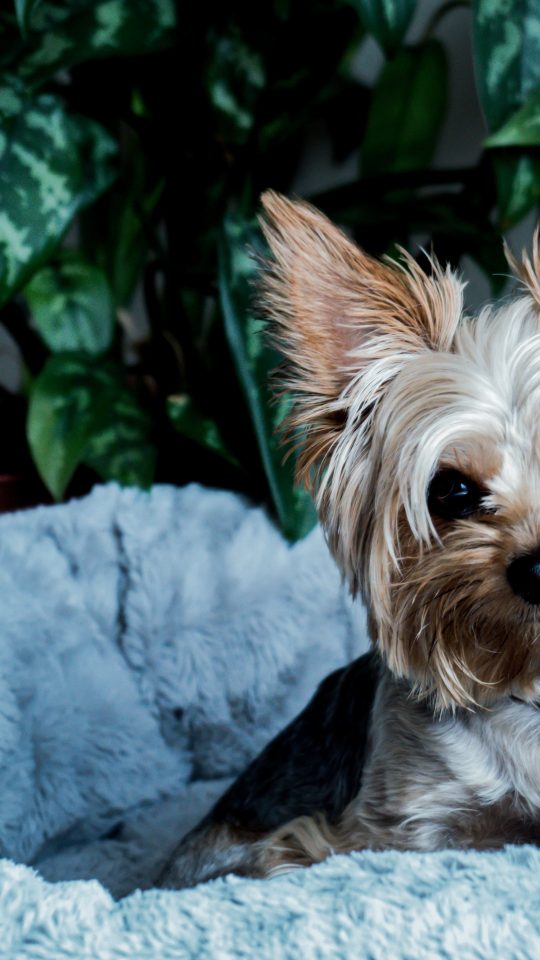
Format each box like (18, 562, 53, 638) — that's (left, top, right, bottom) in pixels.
(485, 87, 540, 147)
(473, 0, 540, 131)
(167, 394, 240, 467)
(207, 28, 266, 145)
(24, 251, 115, 355)
(473, 0, 540, 224)
(27, 353, 112, 498)
(362, 40, 447, 175)
(104, 158, 163, 307)
(481, 70, 540, 228)
(493, 153, 540, 227)
(83, 385, 155, 488)
(218, 212, 317, 542)
(349, 0, 416, 55)
(27, 354, 155, 498)
(19, 0, 177, 88)
(77, 144, 162, 308)
(14, 0, 40, 36)
(0, 86, 117, 307)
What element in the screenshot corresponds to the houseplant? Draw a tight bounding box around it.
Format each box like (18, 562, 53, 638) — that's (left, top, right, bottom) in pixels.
(1, 0, 539, 534)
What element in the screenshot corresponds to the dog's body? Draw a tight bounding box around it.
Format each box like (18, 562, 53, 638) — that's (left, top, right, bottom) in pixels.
(159, 193, 540, 888)
(159, 656, 540, 888)
(159, 652, 377, 887)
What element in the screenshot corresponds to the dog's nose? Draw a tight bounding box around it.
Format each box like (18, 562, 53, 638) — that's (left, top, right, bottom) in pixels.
(507, 550, 540, 604)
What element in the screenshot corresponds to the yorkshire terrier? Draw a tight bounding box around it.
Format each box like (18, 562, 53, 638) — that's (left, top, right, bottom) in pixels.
(159, 191, 540, 888)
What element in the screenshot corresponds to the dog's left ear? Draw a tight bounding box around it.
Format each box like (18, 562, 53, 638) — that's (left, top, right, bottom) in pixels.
(504, 228, 540, 308)
(259, 191, 463, 483)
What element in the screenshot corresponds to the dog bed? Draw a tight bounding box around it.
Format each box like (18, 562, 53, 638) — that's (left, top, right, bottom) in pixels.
(0, 483, 538, 959)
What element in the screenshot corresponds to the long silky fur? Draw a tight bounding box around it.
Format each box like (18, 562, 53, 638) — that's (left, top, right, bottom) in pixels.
(259, 191, 540, 711)
(159, 205, 540, 890)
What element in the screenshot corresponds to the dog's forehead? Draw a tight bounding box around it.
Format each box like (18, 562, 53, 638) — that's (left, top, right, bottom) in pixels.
(374, 296, 540, 497)
(447, 299, 540, 496)
(450, 430, 540, 508)
(484, 427, 540, 507)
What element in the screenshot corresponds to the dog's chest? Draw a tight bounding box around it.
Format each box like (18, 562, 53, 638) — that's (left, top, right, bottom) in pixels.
(359, 682, 540, 851)
(413, 698, 540, 848)
(447, 700, 540, 805)
(460, 799, 540, 848)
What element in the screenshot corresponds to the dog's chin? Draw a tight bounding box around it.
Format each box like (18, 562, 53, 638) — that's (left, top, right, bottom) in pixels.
(386, 598, 540, 712)
(488, 611, 540, 704)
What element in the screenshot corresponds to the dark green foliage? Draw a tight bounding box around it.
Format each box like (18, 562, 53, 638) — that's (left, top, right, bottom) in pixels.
(0, 0, 540, 536)
(473, 0, 540, 226)
(362, 40, 447, 175)
(219, 213, 316, 540)
(0, 86, 117, 307)
(350, 0, 417, 55)
(486, 90, 540, 149)
(27, 354, 155, 499)
(167, 394, 240, 469)
(25, 252, 115, 355)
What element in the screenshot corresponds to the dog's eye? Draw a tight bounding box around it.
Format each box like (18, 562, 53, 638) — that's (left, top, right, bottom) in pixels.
(427, 469, 484, 520)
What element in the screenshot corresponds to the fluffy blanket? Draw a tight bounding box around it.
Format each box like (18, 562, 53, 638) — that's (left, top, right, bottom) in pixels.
(0, 482, 538, 959)
(0, 482, 365, 896)
(3, 846, 540, 959)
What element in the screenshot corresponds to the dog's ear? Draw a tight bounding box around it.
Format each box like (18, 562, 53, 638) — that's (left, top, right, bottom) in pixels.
(259, 191, 464, 484)
(504, 227, 540, 308)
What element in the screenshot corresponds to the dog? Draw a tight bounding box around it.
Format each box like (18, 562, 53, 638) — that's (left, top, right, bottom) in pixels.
(158, 191, 540, 889)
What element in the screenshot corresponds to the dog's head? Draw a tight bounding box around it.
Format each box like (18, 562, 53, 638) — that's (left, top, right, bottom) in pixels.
(260, 190, 540, 711)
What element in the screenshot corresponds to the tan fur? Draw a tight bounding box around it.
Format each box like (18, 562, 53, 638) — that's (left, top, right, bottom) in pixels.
(261, 675, 540, 875)
(160, 200, 540, 889)
(259, 191, 463, 488)
(260, 192, 540, 711)
(504, 226, 540, 308)
(248, 198, 540, 877)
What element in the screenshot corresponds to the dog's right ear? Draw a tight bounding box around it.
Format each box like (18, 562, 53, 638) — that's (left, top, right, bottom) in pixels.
(259, 191, 463, 485)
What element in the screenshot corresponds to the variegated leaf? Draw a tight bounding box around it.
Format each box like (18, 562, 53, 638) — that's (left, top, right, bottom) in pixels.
(473, 0, 540, 225)
(24, 250, 115, 355)
(28, 353, 155, 499)
(20, 0, 176, 87)
(207, 29, 266, 145)
(219, 212, 317, 542)
(14, 0, 40, 35)
(0, 84, 116, 306)
(473, 0, 540, 130)
(350, 0, 416, 55)
(27, 353, 113, 499)
(167, 394, 240, 467)
(485, 87, 540, 147)
(84, 387, 155, 489)
(492, 153, 540, 226)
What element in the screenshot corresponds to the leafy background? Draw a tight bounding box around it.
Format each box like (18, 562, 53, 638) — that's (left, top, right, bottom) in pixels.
(0, 0, 539, 539)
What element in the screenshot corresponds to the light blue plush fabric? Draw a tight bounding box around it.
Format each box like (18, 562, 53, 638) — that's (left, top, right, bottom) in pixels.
(2, 845, 540, 959)
(0, 484, 535, 959)
(0, 483, 366, 897)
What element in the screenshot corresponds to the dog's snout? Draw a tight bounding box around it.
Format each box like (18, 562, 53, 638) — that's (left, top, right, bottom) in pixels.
(507, 550, 540, 604)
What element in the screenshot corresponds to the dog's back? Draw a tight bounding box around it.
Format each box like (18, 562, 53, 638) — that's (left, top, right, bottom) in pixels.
(158, 651, 378, 887)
